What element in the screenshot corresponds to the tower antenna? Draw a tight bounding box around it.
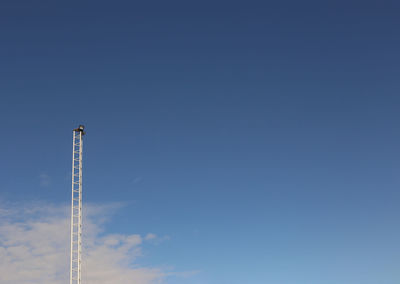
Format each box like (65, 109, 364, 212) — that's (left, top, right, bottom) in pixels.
(70, 125, 85, 284)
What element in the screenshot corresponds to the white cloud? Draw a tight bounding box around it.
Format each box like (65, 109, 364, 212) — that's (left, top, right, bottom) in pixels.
(0, 202, 165, 284)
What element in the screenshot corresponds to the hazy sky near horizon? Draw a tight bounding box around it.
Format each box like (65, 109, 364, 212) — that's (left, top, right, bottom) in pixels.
(1, 1, 400, 283)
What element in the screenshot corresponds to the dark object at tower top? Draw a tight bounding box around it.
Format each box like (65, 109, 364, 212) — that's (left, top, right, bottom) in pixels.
(73, 125, 86, 135)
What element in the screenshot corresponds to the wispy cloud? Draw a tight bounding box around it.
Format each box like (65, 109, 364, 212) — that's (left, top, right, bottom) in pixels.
(145, 233, 157, 241)
(144, 233, 171, 245)
(0, 202, 166, 284)
(39, 173, 51, 187)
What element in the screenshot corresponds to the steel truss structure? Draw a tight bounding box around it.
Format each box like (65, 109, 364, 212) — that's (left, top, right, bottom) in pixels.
(70, 125, 85, 284)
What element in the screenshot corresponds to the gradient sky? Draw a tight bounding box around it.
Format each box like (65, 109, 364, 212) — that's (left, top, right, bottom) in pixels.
(1, 1, 400, 283)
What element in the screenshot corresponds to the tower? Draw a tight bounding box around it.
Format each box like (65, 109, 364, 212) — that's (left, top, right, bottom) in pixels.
(70, 125, 85, 284)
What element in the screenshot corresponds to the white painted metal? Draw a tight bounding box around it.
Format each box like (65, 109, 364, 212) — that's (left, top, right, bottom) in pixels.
(70, 127, 84, 284)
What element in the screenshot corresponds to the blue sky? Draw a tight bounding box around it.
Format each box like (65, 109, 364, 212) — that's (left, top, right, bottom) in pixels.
(1, 1, 400, 283)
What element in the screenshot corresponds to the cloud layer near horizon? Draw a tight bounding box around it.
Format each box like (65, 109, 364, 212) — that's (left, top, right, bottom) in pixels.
(0, 202, 165, 284)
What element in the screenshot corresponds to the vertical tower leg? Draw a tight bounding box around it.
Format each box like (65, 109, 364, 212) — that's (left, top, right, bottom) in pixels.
(70, 127, 84, 284)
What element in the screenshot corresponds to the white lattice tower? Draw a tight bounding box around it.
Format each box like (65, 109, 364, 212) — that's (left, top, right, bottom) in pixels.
(70, 125, 85, 284)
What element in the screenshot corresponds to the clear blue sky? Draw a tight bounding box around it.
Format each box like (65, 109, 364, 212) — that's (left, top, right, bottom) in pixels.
(1, 1, 400, 283)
